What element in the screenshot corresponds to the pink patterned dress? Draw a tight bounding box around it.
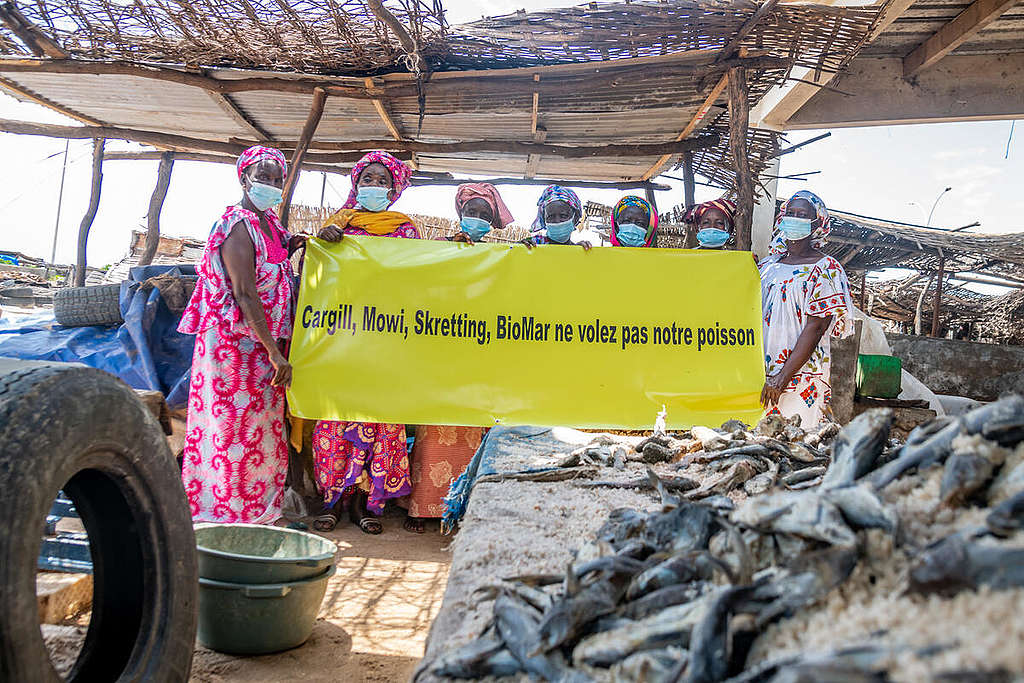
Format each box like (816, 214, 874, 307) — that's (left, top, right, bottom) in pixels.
(758, 254, 853, 428)
(313, 222, 419, 515)
(178, 206, 294, 524)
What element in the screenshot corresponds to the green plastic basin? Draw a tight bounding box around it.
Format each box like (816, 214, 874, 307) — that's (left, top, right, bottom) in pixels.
(197, 565, 336, 655)
(194, 523, 338, 584)
(856, 353, 903, 399)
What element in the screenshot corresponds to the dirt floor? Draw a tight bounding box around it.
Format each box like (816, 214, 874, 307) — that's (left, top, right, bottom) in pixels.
(43, 506, 451, 683)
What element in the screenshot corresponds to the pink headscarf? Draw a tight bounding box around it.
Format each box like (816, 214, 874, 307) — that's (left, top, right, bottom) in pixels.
(343, 151, 413, 209)
(236, 145, 287, 180)
(455, 183, 515, 229)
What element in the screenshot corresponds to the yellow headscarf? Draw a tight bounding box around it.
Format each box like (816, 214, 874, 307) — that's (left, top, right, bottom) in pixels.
(321, 208, 414, 236)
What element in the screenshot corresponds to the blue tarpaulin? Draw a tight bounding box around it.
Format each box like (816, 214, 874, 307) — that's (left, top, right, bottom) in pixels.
(441, 425, 595, 532)
(0, 265, 197, 408)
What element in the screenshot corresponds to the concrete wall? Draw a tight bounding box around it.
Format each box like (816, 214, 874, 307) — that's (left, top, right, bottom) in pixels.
(887, 334, 1024, 401)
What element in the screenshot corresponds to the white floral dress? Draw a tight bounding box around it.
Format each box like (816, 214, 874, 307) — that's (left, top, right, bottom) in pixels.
(758, 254, 853, 428)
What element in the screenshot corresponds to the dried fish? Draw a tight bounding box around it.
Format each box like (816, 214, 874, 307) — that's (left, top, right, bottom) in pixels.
(494, 594, 591, 683)
(609, 646, 688, 683)
(821, 409, 893, 490)
(909, 533, 1024, 596)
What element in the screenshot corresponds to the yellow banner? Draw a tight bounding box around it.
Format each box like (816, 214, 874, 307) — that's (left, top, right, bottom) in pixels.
(287, 236, 765, 429)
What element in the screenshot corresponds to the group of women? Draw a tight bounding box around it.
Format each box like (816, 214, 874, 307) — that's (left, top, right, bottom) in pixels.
(177, 145, 853, 530)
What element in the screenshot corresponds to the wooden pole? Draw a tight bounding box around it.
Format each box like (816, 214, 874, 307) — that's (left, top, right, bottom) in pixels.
(914, 273, 934, 336)
(682, 150, 697, 248)
(281, 88, 328, 228)
(931, 256, 945, 337)
(726, 67, 754, 251)
(139, 152, 174, 266)
(74, 138, 105, 287)
(859, 271, 868, 310)
(644, 186, 660, 247)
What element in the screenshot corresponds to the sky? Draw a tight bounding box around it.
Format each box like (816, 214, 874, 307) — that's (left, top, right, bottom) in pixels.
(0, 0, 1021, 272)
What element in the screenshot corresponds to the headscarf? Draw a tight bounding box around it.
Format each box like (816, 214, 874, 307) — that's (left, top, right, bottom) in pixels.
(610, 196, 659, 247)
(341, 151, 413, 209)
(236, 145, 287, 180)
(531, 185, 582, 232)
(684, 198, 736, 230)
(455, 183, 514, 229)
(325, 151, 415, 236)
(769, 190, 831, 255)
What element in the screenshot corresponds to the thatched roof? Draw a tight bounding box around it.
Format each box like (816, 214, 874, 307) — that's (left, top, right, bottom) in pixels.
(0, 0, 886, 187)
(826, 210, 1024, 285)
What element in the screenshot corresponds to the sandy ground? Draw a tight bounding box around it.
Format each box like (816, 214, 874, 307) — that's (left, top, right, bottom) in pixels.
(43, 506, 452, 683)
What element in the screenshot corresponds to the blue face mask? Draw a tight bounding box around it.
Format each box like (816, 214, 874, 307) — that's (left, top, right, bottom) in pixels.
(460, 215, 491, 242)
(696, 228, 730, 248)
(616, 223, 648, 247)
(356, 186, 391, 212)
(779, 216, 813, 241)
(545, 219, 575, 243)
(246, 181, 282, 212)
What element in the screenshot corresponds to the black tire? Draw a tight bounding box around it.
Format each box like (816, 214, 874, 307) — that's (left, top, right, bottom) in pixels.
(0, 360, 197, 682)
(53, 284, 123, 327)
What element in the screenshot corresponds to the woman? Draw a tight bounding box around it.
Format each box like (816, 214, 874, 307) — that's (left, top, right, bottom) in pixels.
(759, 190, 854, 428)
(609, 195, 658, 247)
(178, 145, 302, 524)
(525, 185, 591, 249)
(449, 182, 514, 244)
(312, 151, 418, 534)
(398, 184, 512, 533)
(685, 198, 737, 249)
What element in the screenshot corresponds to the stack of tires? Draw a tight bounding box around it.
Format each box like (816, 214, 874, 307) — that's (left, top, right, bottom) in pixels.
(193, 524, 338, 655)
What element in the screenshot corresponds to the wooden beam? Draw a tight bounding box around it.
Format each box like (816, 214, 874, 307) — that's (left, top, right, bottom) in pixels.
(244, 135, 723, 159)
(681, 151, 697, 248)
(0, 76, 103, 125)
(281, 87, 327, 228)
(205, 91, 273, 141)
(139, 153, 174, 267)
(75, 139, 104, 287)
(0, 54, 787, 101)
(641, 74, 728, 181)
(914, 274, 934, 335)
(0, 2, 66, 58)
(365, 78, 403, 142)
(410, 177, 672, 191)
(365, 0, 423, 72)
(716, 0, 780, 62)
(0, 117, 720, 162)
(102, 150, 355, 175)
(946, 272, 1024, 289)
(727, 67, 754, 251)
(526, 74, 546, 180)
(904, 0, 1018, 77)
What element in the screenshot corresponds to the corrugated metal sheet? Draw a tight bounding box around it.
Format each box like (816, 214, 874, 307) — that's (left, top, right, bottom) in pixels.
(864, 0, 1024, 56)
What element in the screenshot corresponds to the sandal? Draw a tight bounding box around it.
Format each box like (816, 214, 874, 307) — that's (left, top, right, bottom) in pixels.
(403, 516, 426, 534)
(348, 491, 383, 535)
(312, 511, 338, 532)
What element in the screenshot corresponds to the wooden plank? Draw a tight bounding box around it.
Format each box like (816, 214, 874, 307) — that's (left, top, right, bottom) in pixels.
(0, 77, 102, 125)
(281, 87, 327, 228)
(903, 0, 1018, 77)
(365, 77, 403, 141)
(931, 256, 945, 337)
(205, 91, 273, 141)
(727, 67, 754, 251)
(75, 139, 105, 287)
(526, 74, 544, 180)
(0, 3, 66, 58)
(640, 74, 728, 181)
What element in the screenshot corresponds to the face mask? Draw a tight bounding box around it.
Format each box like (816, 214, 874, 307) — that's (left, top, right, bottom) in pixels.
(616, 223, 648, 247)
(545, 219, 575, 243)
(460, 216, 491, 242)
(779, 216, 813, 241)
(246, 181, 282, 212)
(696, 228, 730, 248)
(356, 186, 390, 212)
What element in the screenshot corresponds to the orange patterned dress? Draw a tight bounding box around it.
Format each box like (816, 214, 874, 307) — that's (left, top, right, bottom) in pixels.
(402, 426, 484, 518)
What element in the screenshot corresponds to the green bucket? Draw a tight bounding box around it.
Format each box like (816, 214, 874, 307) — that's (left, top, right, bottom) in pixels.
(856, 354, 903, 399)
(195, 523, 338, 584)
(197, 565, 336, 655)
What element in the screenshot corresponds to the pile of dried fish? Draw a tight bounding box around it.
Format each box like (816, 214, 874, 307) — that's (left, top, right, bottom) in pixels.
(421, 394, 1024, 682)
